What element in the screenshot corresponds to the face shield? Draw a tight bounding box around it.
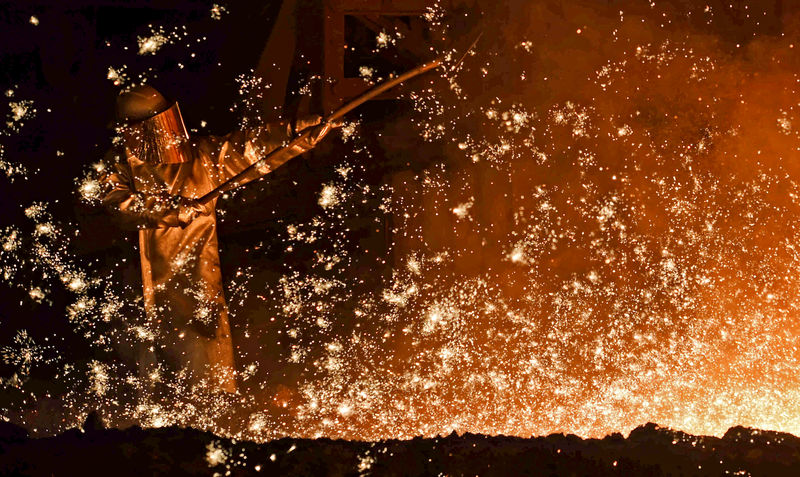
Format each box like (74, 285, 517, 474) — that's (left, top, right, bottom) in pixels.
(121, 102, 192, 165)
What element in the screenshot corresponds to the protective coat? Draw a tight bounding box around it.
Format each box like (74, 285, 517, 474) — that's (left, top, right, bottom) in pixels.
(103, 121, 321, 393)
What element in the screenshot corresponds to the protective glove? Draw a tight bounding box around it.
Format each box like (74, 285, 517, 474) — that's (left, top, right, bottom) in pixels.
(294, 114, 342, 147)
(177, 197, 213, 227)
(293, 115, 323, 133)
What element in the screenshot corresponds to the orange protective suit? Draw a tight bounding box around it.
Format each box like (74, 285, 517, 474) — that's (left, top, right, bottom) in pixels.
(102, 112, 324, 393)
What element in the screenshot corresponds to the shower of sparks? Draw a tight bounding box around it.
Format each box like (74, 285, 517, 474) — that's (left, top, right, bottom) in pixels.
(233, 73, 272, 128)
(1, 331, 49, 390)
(0, 154, 29, 182)
(210, 4, 228, 21)
(339, 121, 359, 142)
(5, 0, 800, 451)
(206, 440, 230, 466)
(375, 31, 398, 50)
(136, 25, 188, 56)
(423, 1, 446, 27)
(137, 32, 168, 56)
(516, 41, 533, 53)
(451, 198, 473, 220)
(106, 66, 129, 86)
(358, 66, 375, 81)
(318, 183, 342, 209)
(357, 451, 376, 474)
(6, 99, 35, 130)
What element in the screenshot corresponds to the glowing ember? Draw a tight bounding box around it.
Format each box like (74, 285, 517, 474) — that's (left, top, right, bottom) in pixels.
(137, 32, 168, 55)
(210, 4, 228, 21)
(318, 183, 341, 209)
(106, 66, 128, 86)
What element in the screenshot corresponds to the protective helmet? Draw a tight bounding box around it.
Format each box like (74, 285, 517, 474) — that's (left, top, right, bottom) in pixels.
(116, 85, 192, 164)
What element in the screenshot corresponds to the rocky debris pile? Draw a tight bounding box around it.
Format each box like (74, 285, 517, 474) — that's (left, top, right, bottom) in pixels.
(2, 421, 800, 476)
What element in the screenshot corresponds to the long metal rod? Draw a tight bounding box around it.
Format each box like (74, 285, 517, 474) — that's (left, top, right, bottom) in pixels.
(197, 60, 442, 204)
(199, 33, 481, 205)
(327, 58, 442, 123)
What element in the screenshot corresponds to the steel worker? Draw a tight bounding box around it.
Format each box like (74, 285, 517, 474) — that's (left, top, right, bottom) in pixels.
(102, 84, 333, 393)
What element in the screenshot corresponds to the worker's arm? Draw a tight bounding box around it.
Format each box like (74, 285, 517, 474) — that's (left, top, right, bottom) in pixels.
(202, 116, 333, 189)
(101, 162, 209, 229)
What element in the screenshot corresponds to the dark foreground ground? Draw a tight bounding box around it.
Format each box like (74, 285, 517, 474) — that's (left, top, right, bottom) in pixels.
(1, 419, 799, 476)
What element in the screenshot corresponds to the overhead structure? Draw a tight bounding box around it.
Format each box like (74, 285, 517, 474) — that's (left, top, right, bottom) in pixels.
(320, 0, 444, 114)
